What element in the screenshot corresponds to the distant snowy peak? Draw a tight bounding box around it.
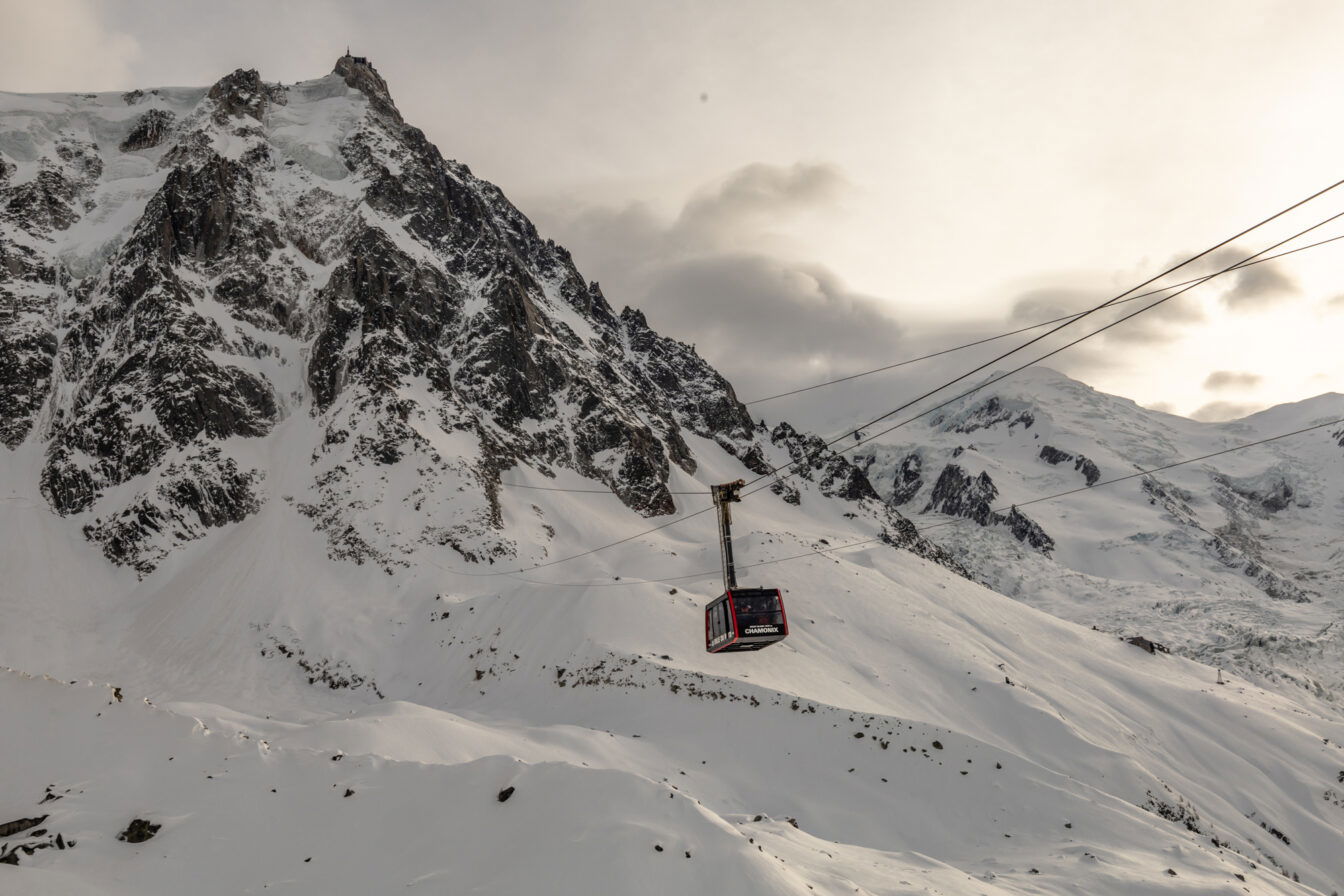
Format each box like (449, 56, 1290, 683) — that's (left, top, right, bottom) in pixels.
(853, 365, 1344, 700)
(0, 57, 940, 577)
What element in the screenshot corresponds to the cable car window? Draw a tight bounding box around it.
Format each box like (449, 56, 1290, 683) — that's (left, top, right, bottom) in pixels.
(732, 590, 784, 627)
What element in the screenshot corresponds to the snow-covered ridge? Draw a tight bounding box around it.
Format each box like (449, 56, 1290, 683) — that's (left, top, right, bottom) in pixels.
(854, 365, 1344, 704)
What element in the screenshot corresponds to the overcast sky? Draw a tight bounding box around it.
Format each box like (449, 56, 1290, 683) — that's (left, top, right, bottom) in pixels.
(3, 0, 1342, 431)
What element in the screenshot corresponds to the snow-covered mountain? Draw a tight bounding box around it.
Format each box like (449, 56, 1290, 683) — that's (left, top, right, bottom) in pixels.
(1, 56, 934, 579)
(851, 367, 1344, 708)
(3, 58, 1343, 894)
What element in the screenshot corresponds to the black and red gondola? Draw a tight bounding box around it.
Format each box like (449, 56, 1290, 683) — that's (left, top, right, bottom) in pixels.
(705, 480, 788, 653)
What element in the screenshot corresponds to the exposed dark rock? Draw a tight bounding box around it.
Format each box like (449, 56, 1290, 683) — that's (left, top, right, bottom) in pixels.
(1074, 455, 1101, 486)
(334, 54, 401, 122)
(81, 449, 264, 575)
(768, 422, 879, 503)
(150, 154, 282, 265)
(933, 396, 1035, 434)
(207, 68, 282, 123)
(878, 522, 970, 576)
(1213, 471, 1298, 516)
(1127, 636, 1170, 655)
(924, 465, 997, 526)
(117, 818, 161, 844)
(260, 631, 385, 698)
(497, 786, 515, 802)
(4, 159, 88, 231)
(889, 452, 923, 506)
(120, 109, 176, 151)
(1039, 445, 1073, 466)
(0, 816, 46, 838)
(1039, 445, 1100, 485)
(924, 464, 1052, 553)
(1003, 506, 1054, 553)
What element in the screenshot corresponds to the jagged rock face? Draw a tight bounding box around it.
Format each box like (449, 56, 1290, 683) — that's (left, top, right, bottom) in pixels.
(205, 68, 284, 123)
(924, 465, 997, 526)
(1038, 445, 1071, 466)
(1038, 445, 1100, 486)
(922, 464, 1053, 554)
(2, 57, 946, 579)
(889, 452, 923, 506)
(0, 236, 62, 447)
(120, 110, 175, 152)
(768, 422, 879, 504)
(1001, 507, 1054, 553)
(1, 121, 106, 447)
(82, 448, 263, 574)
(38, 123, 284, 532)
(931, 396, 1034, 434)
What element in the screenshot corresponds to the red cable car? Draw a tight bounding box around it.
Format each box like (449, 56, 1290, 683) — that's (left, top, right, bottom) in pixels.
(704, 481, 789, 653)
(705, 587, 789, 652)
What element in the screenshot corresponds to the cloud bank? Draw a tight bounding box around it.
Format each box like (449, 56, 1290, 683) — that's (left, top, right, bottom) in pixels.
(534, 163, 909, 408)
(1204, 370, 1262, 391)
(1190, 400, 1265, 422)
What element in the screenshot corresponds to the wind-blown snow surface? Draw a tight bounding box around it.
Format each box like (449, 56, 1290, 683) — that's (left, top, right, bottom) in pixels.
(852, 367, 1344, 709)
(3, 61, 1343, 894)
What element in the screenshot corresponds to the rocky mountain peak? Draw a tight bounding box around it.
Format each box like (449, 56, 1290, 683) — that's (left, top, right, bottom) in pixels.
(0, 61, 953, 579)
(206, 67, 282, 123)
(333, 53, 400, 120)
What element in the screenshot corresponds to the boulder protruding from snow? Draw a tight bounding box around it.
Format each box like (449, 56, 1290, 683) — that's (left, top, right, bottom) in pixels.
(117, 818, 161, 844)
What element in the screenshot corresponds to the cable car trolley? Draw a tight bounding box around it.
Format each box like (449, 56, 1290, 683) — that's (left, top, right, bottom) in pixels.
(705, 480, 788, 653)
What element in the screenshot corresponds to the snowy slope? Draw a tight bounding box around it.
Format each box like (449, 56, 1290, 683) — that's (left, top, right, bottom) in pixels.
(3, 59, 1343, 895)
(852, 366, 1344, 706)
(4, 498, 1344, 894)
(6, 421, 1344, 893)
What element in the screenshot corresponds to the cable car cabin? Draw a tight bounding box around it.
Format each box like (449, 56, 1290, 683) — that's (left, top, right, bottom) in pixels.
(705, 588, 788, 653)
